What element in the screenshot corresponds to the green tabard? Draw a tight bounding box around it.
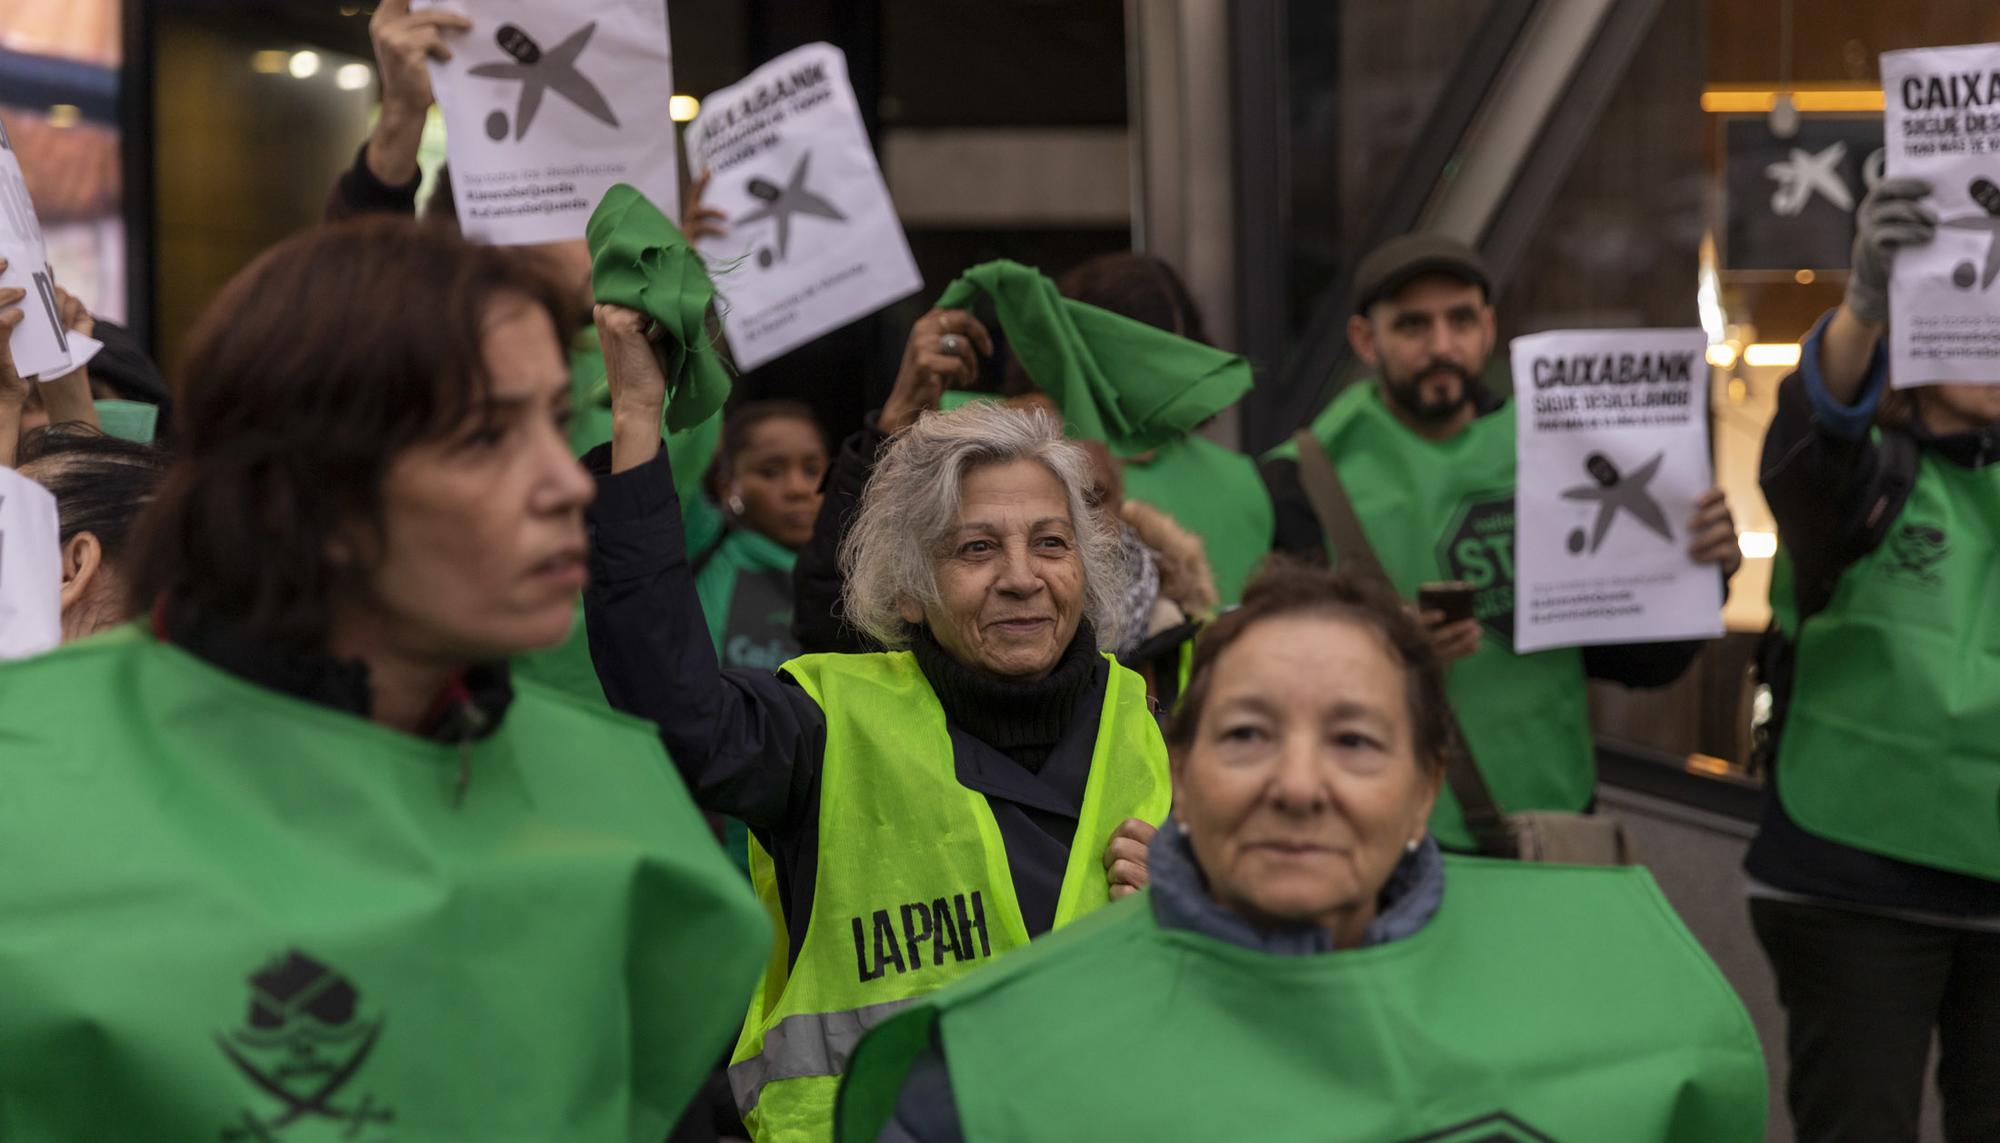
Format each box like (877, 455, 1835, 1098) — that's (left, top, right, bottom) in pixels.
(0, 628, 770, 1141)
(840, 859, 1766, 1143)
(1776, 451, 2000, 878)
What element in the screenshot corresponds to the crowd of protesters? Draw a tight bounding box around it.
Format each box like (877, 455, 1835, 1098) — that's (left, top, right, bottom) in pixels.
(0, 5, 1996, 1142)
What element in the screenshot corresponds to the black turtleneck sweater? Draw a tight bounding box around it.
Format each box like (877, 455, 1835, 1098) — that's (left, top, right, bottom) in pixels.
(909, 623, 1098, 773)
(583, 442, 1119, 965)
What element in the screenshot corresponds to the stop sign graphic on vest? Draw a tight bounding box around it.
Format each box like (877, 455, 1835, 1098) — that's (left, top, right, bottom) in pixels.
(1434, 490, 1518, 645)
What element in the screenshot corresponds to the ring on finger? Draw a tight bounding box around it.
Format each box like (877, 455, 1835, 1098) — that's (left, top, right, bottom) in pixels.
(938, 333, 964, 356)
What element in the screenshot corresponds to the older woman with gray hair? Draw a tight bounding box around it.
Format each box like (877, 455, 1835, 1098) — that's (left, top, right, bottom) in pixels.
(582, 303, 1172, 1143)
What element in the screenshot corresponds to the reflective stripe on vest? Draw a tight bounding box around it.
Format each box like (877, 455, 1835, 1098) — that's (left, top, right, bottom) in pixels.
(726, 996, 914, 1115)
(728, 650, 1171, 1142)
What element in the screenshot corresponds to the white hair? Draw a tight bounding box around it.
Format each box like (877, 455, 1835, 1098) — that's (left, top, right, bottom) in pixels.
(839, 402, 1129, 652)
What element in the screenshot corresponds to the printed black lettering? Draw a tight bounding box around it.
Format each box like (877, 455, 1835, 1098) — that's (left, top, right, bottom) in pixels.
(930, 897, 962, 965)
(956, 892, 991, 960)
(871, 910, 906, 976)
(853, 916, 884, 983)
(900, 902, 933, 971)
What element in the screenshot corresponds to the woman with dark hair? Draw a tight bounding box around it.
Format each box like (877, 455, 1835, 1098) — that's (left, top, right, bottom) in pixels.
(0, 217, 767, 1139)
(699, 400, 828, 673)
(14, 426, 169, 640)
(839, 562, 1767, 1142)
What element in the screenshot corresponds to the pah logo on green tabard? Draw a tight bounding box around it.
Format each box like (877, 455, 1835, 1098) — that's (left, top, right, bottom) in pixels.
(216, 950, 395, 1141)
(1883, 521, 1949, 587)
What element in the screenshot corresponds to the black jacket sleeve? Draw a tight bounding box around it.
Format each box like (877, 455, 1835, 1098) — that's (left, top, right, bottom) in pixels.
(324, 142, 422, 223)
(583, 442, 828, 835)
(1760, 372, 1885, 619)
(792, 422, 891, 654)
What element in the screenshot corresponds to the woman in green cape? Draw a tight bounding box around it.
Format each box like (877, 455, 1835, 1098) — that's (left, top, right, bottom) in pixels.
(0, 218, 768, 1141)
(840, 562, 1767, 1142)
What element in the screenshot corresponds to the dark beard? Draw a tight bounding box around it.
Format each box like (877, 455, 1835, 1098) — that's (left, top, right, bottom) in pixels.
(1383, 361, 1479, 425)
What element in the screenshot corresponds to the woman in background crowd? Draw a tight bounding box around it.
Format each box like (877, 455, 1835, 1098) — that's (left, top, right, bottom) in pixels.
(699, 400, 829, 674)
(14, 426, 169, 641)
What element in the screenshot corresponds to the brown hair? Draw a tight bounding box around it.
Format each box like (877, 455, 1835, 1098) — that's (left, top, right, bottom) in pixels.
(126, 216, 576, 655)
(1166, 559, 1454, 776)
(704, 398, 826, 503)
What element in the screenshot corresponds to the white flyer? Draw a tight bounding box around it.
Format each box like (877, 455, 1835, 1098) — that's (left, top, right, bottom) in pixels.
(0, 119, 76, 379)
(35, 331, 101, 383)
(0, 466, 61, 661)
(421, 0, 678, 246)
(688, 43, 921, 371)
(1881, 43, 2000, 387)
(1511, 328, 1722, 653)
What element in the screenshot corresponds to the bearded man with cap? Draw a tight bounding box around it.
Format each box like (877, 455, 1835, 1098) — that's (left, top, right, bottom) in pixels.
(1260, 233, 1744, 854)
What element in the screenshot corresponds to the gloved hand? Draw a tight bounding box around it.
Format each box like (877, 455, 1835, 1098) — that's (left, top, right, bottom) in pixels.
(1846, 177, 1936, 325)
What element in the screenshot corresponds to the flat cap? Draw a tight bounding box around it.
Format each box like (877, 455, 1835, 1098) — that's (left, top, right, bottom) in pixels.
(1351, 233, 1492, 315)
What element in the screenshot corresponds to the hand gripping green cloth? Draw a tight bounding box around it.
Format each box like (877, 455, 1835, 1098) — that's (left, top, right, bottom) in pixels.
(587, 183, 733, 433)
(933, 260, 1253, 457)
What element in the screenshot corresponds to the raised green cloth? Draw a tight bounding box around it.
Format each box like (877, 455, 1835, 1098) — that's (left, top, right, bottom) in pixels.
(933, 260, 1252, 457)
(586, 183, 732, 433)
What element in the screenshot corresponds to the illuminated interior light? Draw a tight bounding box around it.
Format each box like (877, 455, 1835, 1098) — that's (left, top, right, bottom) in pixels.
(336, 62, 372, 91)
(1737, 531, 1778, 560)
(669, 95, 700, 123)
(1701, 86, 1884, 114)
(1743, 343, 1802, 369)
(1705, 343, 1739, 369)
(289, 50, 321, 80)
(252, 50, 289, 74)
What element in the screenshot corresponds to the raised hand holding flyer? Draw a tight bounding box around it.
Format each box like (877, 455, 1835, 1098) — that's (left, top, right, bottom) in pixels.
(1512, 328, 1723, 653)
(688, 43, 921, 371)
(421, 0, 679, 246)
(1881, 42, 2000, 388)
(0, 120, 77, 380)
